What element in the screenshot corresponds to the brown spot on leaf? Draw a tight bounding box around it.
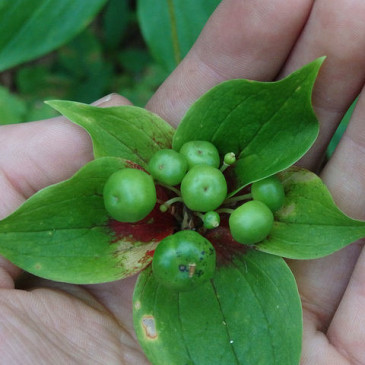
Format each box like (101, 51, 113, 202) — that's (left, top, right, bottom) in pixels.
(142, 315, 158, 340)
(277, 202, 296, 219)
(125, 160, 145, 170)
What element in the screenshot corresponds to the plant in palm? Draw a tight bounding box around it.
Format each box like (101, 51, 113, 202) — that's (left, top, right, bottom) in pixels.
(1, 58, 364, 364)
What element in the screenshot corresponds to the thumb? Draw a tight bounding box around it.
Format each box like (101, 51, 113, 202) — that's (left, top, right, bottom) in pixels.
(0, 94, 131, 288)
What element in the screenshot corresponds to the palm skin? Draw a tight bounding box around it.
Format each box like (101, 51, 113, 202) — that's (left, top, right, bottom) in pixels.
(1, 0, 365, 363)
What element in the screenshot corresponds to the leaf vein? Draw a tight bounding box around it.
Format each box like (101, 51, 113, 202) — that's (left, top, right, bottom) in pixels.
(210, 279, 240, 364)
(231, 258, 277, 363)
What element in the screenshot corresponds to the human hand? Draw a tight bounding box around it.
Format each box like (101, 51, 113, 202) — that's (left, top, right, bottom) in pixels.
(1, 0, 365, 363)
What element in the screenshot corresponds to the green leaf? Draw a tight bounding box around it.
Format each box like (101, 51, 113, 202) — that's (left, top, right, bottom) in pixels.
(327, 97, 358, 157)
(137, 0, 220, 71)
(0, 0, 107, 72)
(134, 250, 302, 365)
(46, 100, 175, 168)
(173, 58, 324, 195)
(102, 0, 130, 50)
(0, 157, 174, 284)
(257, 167, 365, 259)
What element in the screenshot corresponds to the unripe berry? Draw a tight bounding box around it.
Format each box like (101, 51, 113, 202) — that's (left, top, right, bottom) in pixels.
(152, 230, 216, 291)
(103, 168, 156, 223)
(229, 200, 274, 244)
(179, 140, 220, 169)
(148, 149, 188, 186)
(203, 211, 220, 229)
(251, 175, 285, 212)
(181, 165, 227, 212)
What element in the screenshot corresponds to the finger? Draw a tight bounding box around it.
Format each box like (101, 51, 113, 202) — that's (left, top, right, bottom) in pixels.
(326, 242, 365, 364)
(321, 86, 365, 219)
(279, 0, 365, 331)
(147, 0, 314, 126)
(279, 0, 365, 171)
(288, 86, 365, 333)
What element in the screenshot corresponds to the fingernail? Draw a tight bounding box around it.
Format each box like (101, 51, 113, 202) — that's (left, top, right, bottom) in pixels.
(91, 94, 114, 106)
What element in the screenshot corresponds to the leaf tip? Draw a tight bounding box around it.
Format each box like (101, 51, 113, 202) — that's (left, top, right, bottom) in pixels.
(44, 99, 71, 114)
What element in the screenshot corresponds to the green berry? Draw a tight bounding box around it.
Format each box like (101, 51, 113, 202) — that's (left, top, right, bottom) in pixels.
(159, 204, 169, 213)
(203, 211, 220, 229)
(148, 149, 188, 186)
(223, 152, 236, 166)
(179, 140, 220, 169)
(181, 165, 227, 212)
(152, 230, 216, 291)
(103, 168, 156, 223)
(229, 200, 274, 244)
(251, 175, 285, 212)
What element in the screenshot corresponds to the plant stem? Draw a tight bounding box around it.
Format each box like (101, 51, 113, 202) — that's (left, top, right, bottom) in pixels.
(216, 208, 234, 215)
(220, 163, 229, 173)
(223, 193, 252, 205)
(157, 183, 181, 196)
(194, 212, 204, 220)
(163, 196, 183, 206)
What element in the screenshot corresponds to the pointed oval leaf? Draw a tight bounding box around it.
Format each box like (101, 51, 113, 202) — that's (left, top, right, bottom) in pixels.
(46, 100, 175, 168)
(257, 167, 365, 259)
(173, 58, 323, 195)
(0, 157, 174, 283)
(133, 250, 302, 365)
(0, 0, 107, 72)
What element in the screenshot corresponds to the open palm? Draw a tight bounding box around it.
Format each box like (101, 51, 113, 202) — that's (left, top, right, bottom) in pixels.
(1, 1, 365, 364)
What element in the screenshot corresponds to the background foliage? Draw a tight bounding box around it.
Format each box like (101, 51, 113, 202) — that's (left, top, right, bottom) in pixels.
(0, 0, 219, 125)
(0, 0, 354, 156)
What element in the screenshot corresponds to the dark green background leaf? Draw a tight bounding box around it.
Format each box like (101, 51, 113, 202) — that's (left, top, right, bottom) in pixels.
(137, 0, 221, 71)
(0, 0, 107, 72)
(173, 58, 324, 196)
(134, 250, 302, 365)
(0, 157, 173, 284)
(257, 167, 365, 259)
(46, 100, 175, 168)
(0, 86, 27, 125)
(102, 0, 130, 50)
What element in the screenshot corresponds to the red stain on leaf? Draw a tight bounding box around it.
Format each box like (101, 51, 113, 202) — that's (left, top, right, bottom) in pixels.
(108, 185, 176, 243)
(204, 217, 248, 266)
(145, 250, 155, 258)
(137, 250, 155, 268)
(125, 160, 146, 170)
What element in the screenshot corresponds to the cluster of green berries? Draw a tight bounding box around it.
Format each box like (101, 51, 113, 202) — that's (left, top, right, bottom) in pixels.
(102, 140, 285, 291)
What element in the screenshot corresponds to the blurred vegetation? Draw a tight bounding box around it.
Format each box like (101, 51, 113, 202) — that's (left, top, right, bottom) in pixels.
(0, 0, 169, 124)
(0, 0, 356, 159)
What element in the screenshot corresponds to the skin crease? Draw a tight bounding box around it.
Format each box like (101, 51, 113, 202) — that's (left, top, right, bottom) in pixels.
(0, 0, 365, 363)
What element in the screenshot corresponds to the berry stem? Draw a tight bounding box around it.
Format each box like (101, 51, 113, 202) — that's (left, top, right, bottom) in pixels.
(194, 212, 204, 220)
(181, 206, 195, 230)
(157, 182, 181, 196)
(164, 196, 184, 205)
(216, 208, 234, 215)
(223, 193, 252, 205)
(220, 163, 229, 173)
(160, 196, 184, 212)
